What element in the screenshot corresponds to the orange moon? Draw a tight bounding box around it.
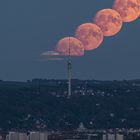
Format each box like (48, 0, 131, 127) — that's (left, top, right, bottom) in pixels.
(93, 9, 123, 37)
(75, 23, 104, 51)
(55, 37, 84, 56)
(113, 0, 140, 22)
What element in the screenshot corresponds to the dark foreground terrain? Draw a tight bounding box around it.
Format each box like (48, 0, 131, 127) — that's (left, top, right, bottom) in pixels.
(0, 79, 140, 131)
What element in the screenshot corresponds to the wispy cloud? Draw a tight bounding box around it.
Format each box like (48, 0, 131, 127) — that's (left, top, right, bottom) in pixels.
(41, 51, 64, 61)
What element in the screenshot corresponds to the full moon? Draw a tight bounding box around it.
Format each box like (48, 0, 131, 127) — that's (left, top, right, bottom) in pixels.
(113, 0, 140, 22)
(75, 23, 104, 51)
(93, 9, 123, 37)
(55, 37, 84, 56)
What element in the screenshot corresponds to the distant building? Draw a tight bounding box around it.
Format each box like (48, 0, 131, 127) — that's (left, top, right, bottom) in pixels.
(116, 134, 123, 140)
(108, 134, 115, 140)
(102, 133, 124, 140)
(29, 132, 40, 140)
(29, 132, 48, 140)
(5, 134, 9, 140)
(19, 133, 28, 140)
(5, 131, 49, 140)
(48, 134, 63, 140)
(5, 132, 28, 140)
(40, 132, 48, 140)
(8, 132, 19, 140)
(0, 135, 3, 140)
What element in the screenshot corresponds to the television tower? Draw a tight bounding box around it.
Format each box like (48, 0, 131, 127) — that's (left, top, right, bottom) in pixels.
(67, 37, 72, 98)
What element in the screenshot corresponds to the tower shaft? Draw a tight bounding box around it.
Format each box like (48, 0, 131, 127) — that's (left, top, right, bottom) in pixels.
(68, 60, 72, 97)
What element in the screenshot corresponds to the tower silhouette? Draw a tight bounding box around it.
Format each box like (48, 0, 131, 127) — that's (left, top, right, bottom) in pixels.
(67, 37, 72, 98)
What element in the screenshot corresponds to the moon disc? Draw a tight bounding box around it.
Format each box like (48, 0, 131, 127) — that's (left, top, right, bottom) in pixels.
(75, 23, 104, 51)
(113, 0, 140, 22)
(93, 9, 123, 37)
(55, 37, 84, 56)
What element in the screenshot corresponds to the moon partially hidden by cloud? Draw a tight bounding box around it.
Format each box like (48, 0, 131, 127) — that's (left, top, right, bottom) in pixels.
(113, 0, 140, 22)
(55, 37, 84, 56)
(93, 9, 123, 37)
(75, 23, 104, 51)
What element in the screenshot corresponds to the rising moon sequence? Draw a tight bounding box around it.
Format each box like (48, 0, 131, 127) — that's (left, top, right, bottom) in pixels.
(49, 0, 140, 56)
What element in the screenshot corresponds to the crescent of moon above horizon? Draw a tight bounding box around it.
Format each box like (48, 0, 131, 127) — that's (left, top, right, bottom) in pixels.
(113, 0, 140, 22)
(93, 9, 123, 37)
(75, 23, 104, 51)
(55, 37, 84, 56)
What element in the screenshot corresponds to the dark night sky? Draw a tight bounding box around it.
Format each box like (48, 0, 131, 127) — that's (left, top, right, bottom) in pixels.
(0, 0, 140, 81)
